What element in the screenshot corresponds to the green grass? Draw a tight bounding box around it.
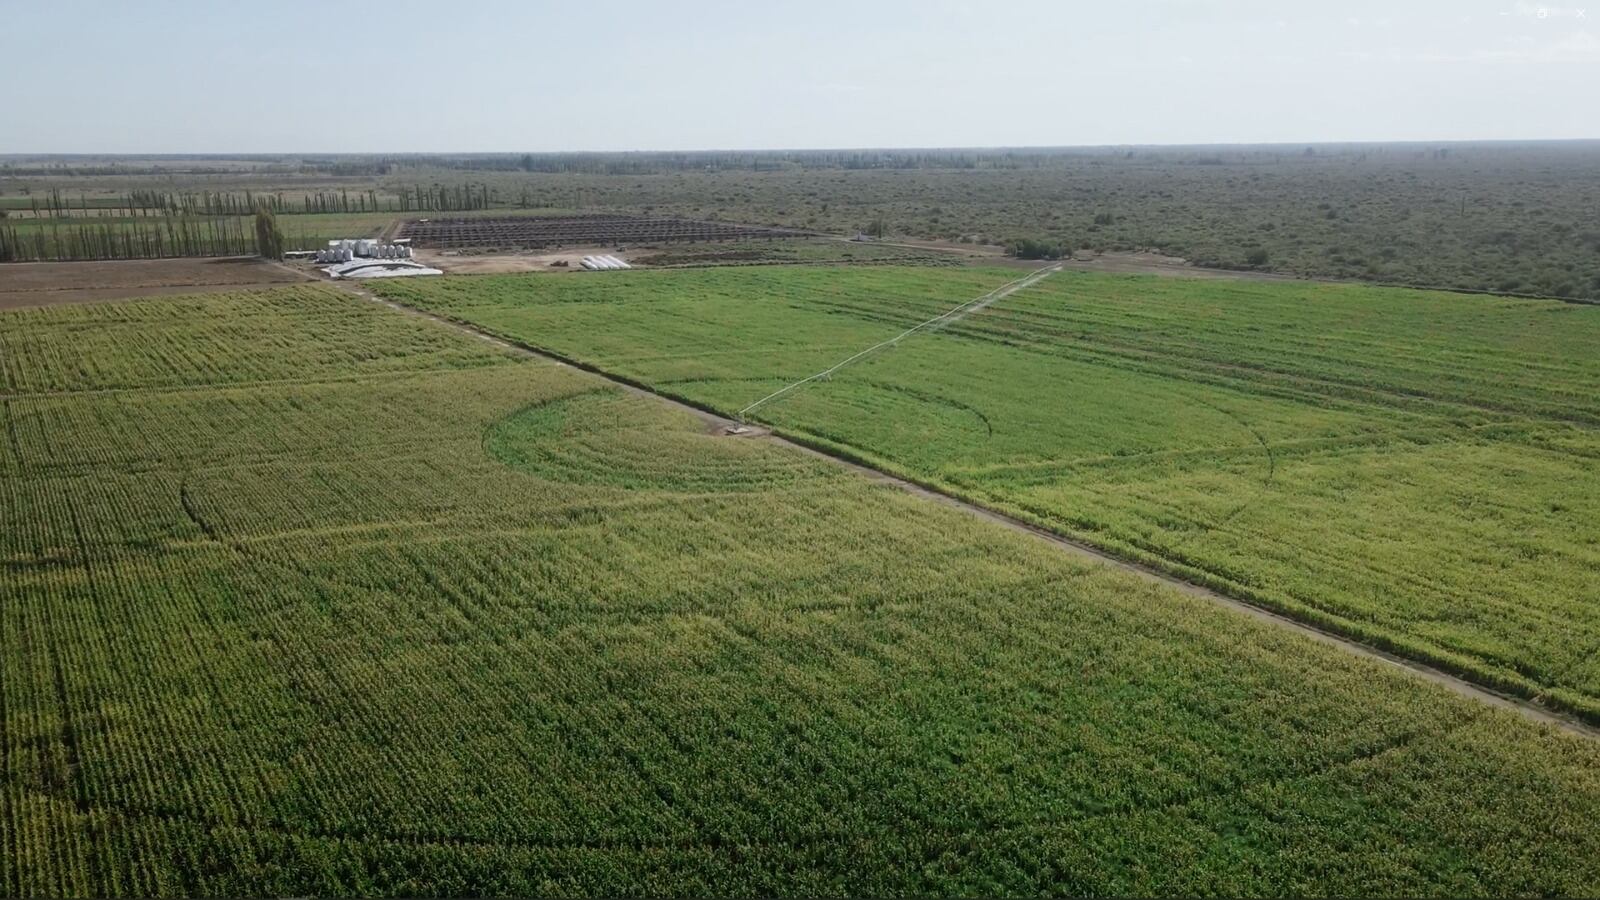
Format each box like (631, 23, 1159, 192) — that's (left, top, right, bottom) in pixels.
(3, 286, 1599, 895)
(371, 266, 1600, 722)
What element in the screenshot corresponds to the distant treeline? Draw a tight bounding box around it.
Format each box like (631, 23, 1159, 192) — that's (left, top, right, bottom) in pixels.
(394, 183, 497, 211)
(0, 217, 258, 262)
(0, 155, 367, 178)
(352, 146, 1531, 174)
(0, 164, 289, 177)
(0, 151, 1071, 178)
(401, 150, 1120, 174)
(128, 189, 392, 216)
(9, 184, 504, 219)
(6, 144, 1522, 182)
(16, 188, 393, 217)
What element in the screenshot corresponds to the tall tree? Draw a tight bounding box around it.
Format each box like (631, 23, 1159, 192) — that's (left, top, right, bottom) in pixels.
(254, 204, 285, 260)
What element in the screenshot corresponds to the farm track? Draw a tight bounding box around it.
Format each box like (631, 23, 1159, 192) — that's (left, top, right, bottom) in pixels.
(322, 271, 1600, 743)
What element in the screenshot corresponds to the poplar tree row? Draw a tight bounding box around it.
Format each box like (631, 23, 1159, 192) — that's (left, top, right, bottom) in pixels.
(0, 218, 257, 261)
(18, 185, 501, 218)
(21, 189, 391, 218)
(393, 183, 497, 212)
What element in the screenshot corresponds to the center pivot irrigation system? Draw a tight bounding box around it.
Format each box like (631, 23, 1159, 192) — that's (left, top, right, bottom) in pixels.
(736, 264, 1061, 424)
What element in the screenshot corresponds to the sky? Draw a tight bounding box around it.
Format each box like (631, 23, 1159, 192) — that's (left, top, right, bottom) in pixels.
(3, 0, 1597, 152)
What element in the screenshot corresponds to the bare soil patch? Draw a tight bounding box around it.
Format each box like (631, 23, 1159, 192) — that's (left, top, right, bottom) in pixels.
(868, 240, 1305, 280)
(1059, 250, 1296, 281)
(0, 256, 312, 309)
(412, 247, 635, 275)
(858, 237, 1006, 257)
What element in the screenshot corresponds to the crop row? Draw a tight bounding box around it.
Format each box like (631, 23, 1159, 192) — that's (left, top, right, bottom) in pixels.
(368, 265, 1600, 721)
(4, 285, 1599, 895)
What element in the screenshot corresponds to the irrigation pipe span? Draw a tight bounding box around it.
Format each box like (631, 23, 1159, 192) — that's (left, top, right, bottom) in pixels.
(736, 263, 1060, 423)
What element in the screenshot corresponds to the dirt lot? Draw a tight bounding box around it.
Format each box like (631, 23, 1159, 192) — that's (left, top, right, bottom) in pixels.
(841, 237, 1007, 260)
(1057, 250, 1297, 281)
(414, 241, 1300, 280)
(0, 256, 312, 308)
(856, 238, 1296, 279)
(412, 247, 636, 275)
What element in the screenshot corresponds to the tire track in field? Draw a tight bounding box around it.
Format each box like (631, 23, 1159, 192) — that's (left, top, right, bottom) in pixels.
(660, 375, 996, 439)
(54, 498, 99, 815)
(0, 703, 1471, 874)
(2, 398, 24, 466)
(326, 278, 1600, 742)
(1178, 393, 1277, 528)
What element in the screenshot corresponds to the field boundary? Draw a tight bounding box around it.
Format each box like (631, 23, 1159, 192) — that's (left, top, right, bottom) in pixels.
(335, 278, 1600, 743)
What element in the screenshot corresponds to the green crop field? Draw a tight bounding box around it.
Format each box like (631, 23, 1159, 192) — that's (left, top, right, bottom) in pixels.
(4, 286, 1599, 895)
(372, 266, 1600, 723)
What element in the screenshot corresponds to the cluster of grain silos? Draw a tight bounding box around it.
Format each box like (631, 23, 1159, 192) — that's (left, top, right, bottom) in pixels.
(580, 254, 631, 271)
(315, 240, 413, 264)
(315, 246, 354, 264)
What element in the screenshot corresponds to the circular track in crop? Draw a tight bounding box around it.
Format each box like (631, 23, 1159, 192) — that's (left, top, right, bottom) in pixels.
(486, 389, 830, 492)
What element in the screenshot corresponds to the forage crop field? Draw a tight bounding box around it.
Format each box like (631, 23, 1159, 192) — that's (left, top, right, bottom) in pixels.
(3, 286, 1600, 895)
(372, 266, 1600, 722)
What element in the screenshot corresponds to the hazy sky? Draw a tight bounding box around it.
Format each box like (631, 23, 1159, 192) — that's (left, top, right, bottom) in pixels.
(4, 0, 1597, 152)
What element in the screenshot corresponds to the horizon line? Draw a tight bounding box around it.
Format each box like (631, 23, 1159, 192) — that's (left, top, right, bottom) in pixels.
(5, 137, 1600, 159)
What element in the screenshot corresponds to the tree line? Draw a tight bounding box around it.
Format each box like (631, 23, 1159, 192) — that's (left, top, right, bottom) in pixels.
(0, 203, 302, 262)
(18, 189, 392, 218)
(0, 217, 259, 261)
(11, 184, 504, 219)
(393, 183, 497, 212)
